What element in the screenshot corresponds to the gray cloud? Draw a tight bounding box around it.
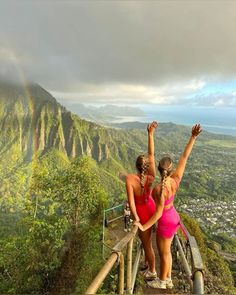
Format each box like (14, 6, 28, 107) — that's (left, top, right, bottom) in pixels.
(1, 0, 236, 103)
(192, 92, 236, 107)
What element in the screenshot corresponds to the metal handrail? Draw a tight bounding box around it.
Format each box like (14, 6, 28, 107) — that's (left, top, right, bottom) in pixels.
(85, 225, 139, 294)
(87, 216, 204, 294)
(175, 221, 205, 294)
(174, 234, 193, 286)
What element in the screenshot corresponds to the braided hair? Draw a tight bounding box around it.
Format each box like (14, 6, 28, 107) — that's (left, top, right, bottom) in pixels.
(161, 169, 168, 198)
(136, 155, 150, 192)
(158, 156, 173, 199)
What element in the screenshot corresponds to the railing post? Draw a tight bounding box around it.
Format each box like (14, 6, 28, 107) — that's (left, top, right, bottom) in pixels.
(85, 252, 118, 294)
(86, 225, 138, 294)
(174, 235, 193, 286)
(177, 222, 205, 294)
(193, 270, 204, 294)
(102, 210, 106, 260)
(131, 243, 142, 293)
(118, 253, 124, 294)
(126, 237, 133, 294)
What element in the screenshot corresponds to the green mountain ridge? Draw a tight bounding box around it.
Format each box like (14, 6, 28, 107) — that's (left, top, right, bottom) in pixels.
(1, 80, 236, 203)
(0, 80, 146, 164)
(0, 80, 236, 294)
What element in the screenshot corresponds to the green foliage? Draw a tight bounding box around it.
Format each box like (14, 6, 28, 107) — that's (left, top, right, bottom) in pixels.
(0, 155, 108, 294)
(180, 213, 205, 249)
(181, 213, 236, 294)
(0, 216, 67, 294)
(212, 233, 236, 254)
(1, 81, 236, 293)
(205, 248, 235, 292)
(30, 156, 108, 228)
(76, 224, 105, 294)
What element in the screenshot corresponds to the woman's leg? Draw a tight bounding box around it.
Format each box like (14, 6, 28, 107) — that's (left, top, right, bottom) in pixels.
(139, 228, 156, 273)
(156, 235, 173, 281)
(168, 251, 172, 279)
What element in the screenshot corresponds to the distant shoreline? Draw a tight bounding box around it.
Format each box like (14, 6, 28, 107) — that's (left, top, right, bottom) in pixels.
(111, 116, 236, 137)
(63, 102, 236, 137)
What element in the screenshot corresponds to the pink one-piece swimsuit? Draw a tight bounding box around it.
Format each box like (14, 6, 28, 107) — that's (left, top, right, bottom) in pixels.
(134, 176, 156, 225)
(156, 178, 180, 239)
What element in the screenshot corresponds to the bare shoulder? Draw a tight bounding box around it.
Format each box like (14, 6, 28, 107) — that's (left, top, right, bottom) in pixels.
(126, 174, 136, 183)
(152, 183, 161, 201)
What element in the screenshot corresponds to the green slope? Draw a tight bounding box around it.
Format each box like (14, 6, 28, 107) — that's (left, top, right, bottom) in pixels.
(0, 79, 236, 294)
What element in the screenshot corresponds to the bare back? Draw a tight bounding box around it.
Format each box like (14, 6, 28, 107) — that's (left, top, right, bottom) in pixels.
(154, 176, 179, 210)
(126, 174, 154, 196)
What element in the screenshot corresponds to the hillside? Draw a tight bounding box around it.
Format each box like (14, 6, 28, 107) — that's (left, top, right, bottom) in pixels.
(0, 79, 236, 234)
(0, 80, 236, 293)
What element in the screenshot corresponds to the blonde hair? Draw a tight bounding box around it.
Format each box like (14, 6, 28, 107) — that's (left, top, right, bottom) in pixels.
(158, 156, 173, 199)
(136, 155, 150, 190)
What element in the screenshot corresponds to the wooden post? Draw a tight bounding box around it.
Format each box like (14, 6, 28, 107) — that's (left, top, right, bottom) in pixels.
(118, 253, 124, 294)
(126, 238, 133, 294)
(85, 253, 118, 294)
(86, 225, 138, 294)
(131, 243, 142, 293)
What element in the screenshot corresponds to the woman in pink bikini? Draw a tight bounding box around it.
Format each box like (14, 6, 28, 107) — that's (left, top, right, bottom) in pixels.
(135, 124, 202, 289)
(126, 121, 158, 281)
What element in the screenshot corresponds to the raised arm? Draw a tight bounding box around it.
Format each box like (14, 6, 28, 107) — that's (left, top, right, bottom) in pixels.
(172, 124, 202, 181)
(147, 121, 158, 177)
(126, 176, 140, 222)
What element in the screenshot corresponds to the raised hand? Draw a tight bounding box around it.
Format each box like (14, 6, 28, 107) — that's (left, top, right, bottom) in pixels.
(191, 124, 202, 138)
(147, 121, 158, 134)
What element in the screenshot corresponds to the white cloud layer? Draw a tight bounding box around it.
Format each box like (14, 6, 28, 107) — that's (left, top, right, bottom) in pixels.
(52, 79, 206, 105)
(1, 1, 236, 106)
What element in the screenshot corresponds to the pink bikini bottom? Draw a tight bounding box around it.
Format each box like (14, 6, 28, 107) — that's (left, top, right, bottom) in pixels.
(156, 206, 180, 239)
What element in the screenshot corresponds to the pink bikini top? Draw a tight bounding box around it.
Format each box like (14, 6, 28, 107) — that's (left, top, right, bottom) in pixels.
(134, 176, 180, 206)
(163, 177, 180, 206)
(164, 194, 175, 206)
(134, 176, 152, 205)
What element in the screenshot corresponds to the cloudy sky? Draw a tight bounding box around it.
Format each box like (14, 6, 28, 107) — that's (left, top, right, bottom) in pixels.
(1, 0, 236, 107)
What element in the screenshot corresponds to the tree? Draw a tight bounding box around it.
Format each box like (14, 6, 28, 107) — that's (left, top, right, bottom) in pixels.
(0, 156, 108, 294)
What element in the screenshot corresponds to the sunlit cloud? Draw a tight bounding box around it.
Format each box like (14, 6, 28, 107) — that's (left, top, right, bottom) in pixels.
(52, 79, 207, 105)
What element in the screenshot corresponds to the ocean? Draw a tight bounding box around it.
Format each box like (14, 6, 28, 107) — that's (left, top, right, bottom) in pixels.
(114, 105, 236, 137)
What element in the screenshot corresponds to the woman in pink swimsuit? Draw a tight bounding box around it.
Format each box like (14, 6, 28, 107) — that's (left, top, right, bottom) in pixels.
(135, 124, 202, 289)
(126, 121, 158, 280)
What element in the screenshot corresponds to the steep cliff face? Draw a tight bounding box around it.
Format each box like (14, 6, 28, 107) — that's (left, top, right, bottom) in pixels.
(0, 80, 200, 170)
(2, 79, 236, 205)
(0, 80, 122, 163)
